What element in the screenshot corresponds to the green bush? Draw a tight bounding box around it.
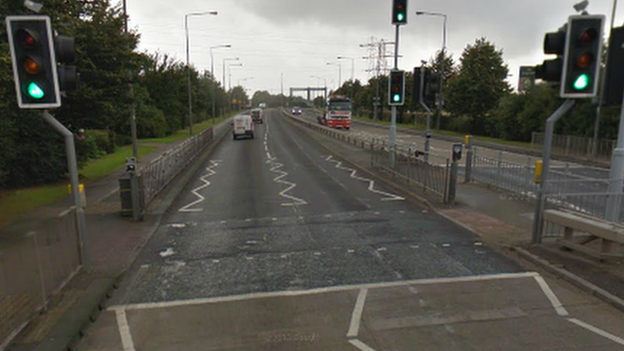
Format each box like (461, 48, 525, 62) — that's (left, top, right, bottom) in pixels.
(137, 105, 168, 138)
(86, 129, 115, 154)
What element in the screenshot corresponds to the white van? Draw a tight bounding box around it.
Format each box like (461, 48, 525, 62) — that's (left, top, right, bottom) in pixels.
(233, 114, 254, 140)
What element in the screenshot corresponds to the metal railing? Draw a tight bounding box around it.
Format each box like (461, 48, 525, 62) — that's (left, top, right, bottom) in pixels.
(470, 148, 539, 198)
(140, 128, 214, 205)
(0, 209, 80, 348)
(371, 140, 450, 201)
(531, 132, 615, 162)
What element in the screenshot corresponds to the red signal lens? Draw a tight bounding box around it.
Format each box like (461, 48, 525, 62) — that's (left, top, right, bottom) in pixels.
(24, 57, 41, 74)
(16, 29, 39, 49)
(579, 28, 597, 44)
(576, 52, 594, 69)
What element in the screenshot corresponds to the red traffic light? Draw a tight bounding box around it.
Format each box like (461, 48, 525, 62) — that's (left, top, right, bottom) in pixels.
(16, 29, 39, 48)
(579, 28, 598, 44)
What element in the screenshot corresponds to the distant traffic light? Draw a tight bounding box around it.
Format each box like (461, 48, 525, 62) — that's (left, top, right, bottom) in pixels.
(535, 25, 567, 83)
(392, 0, 408, 25)
(389, 69, 405, 106)
(561, 15, 605, 98)
(425, 70, 439, 103)
(413, 67, 422, 107)
(54, 35, 78, 92)
(6, 16, 61, 108)
(604, 26, 624, 105)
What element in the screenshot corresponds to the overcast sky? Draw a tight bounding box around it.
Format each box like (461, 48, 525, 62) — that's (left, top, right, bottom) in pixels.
(124, 0, 623, 98)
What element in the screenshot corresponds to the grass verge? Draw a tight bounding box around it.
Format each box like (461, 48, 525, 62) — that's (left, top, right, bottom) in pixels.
(354, 116, 536, 149)
(80, 145, 158, 181)
(142, 114, 235, 144)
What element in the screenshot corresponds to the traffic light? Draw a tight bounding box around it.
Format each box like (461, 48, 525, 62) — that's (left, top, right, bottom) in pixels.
(389, 69, 405, 106)
(604, 26, 624, 105)
(535, 26, 566, 83)
(425, 70, 439, 103)
(392, 0, 407, 25)
(413, 67, 422, 107)
(6, 16, 61, 109)
(561, 15, 605, 98)
(54, 35, 78, 92)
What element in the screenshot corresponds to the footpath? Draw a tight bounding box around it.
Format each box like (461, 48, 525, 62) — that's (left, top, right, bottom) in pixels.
(2, 118, 233, 351)
(284, 110, 624, 311)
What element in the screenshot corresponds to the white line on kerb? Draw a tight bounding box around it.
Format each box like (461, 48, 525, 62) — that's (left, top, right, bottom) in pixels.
(115, 309, 136, 351)
(347, 288, 368, 337)
(348, 339, 377, 351)
(178, 160, 221, 212)
(533, 275, 569, 316)
(325, 155, 404, 201)
(109, 272, 538, 311)
(568, 318, 624, 346)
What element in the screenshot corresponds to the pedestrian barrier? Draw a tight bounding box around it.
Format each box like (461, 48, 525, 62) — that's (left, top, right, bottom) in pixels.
(280, 108, 451, 203)
(0, 209, 80, 348)
(532, 132, 615, 163)
(139, 127, 214, 207)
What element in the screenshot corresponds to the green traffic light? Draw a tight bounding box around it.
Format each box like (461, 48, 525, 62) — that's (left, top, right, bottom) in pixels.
(26, 82, 45, 99)
(573, 74, 589, 91)
(393, 94, 401, 102)
(397, 13, 405, 22)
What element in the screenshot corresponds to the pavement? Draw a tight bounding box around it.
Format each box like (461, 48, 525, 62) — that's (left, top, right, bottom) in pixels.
(67, 109, 624, 350)
(2, 118, 233, 351)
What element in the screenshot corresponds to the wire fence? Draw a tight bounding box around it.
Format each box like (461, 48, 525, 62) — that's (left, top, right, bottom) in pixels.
(371, 139, 450, 201)
(531, 132, 615, 162)
(140, 128, 214, 206)
(0, 209, 80, 348)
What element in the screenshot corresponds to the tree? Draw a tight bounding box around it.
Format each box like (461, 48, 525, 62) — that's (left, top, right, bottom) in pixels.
(429, 49, 456, 93)
(446, 38, 511, 135)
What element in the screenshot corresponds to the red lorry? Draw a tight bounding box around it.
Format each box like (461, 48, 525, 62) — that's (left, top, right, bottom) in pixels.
(318, 95, 352, 130)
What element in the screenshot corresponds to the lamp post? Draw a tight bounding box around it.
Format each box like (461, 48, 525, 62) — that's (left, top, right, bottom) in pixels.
(210, 44, 230, 123)
(326, 62, 342, 90)
(337, 56, 355, 81)
(416, 11, 447, 130)
(185, 10, 218, 135)
(222, 57, 240, 91)
(228, 63, 243, 110)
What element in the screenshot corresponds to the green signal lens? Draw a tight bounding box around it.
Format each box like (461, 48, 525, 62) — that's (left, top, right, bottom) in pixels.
(397, 13, 405, 22)
(573, 74, 589, 90)
(27, 82, 45, 99)
(393, 94, 400, 102)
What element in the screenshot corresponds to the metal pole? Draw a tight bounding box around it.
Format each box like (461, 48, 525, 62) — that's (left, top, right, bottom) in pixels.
(42, 110, 89, 271)
(532, 99, 575, 243)
(338, 64, 342, 88)
(211, 47, 216, 123)
(390, 25, 400, 167)
(605, 82, 624, 221)
(593, 0, 618, 156)
(185, 15, 194, 135)
(436, 15, 447, 130)
(123, 0, 138, 161)
(420, 61, 432, 163)
(465, 136, 473, 183)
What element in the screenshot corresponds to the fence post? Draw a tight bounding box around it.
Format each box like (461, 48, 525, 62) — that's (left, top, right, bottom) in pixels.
(407, 148, 411, 184)
(31, 231, 48, 312)
(497, 151, 503, 179)
(526, 156, 533, 190)
(565, 135, 571, 156)
(449, 159, 459, 203)
(443, 159, 450, 203)
(531, 132, 536, 148)
(465, 135, 473, 183)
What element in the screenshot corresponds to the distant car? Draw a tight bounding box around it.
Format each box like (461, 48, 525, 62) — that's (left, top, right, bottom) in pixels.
(233, 114, 254, 140)
(251, 108, 264, 124)
(291, 107, 302, 115)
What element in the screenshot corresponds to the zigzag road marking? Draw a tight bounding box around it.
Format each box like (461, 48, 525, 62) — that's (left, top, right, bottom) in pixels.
(325, 155, 404, 201)
(178, 160, 222, 212)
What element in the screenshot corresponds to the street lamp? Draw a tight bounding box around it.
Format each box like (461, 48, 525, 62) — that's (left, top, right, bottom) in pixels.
(311, 75, 328, 102)
(222, 57, 240, 91)
(185, 10, 218, 135)
(228, 63, 243, 91)
(416, 10, 447, 130)
(337, 56, 355, 82)
(326, 62, 342, 90)
(210, 44, 230, 123)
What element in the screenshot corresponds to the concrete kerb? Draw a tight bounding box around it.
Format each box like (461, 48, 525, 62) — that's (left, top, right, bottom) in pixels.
(509, 246, 624, 313)
(280, 110, 624, 314)
(20, 119, 234, 351)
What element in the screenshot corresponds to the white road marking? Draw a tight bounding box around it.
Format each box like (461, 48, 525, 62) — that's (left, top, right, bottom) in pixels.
(474, 242, 483, 246)
(533, 275, 569, 316)
(159, 248, 175, 258)
(348, 339, 377, 351)
(325, 155, 405, 201)
(347, 288, 368, 337)
(115, 309, 136, 351)
(178, 160, 221, 212)
(109, 272, 539, 311)
(170, 223, 185, 228)
(442, 244, 451, 248)
(568, 318, 624, 346)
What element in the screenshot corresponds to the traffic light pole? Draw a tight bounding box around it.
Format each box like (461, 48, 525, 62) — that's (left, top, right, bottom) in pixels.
(419, 62, 432, 163)
(531, 99, 575, 244)
(42, 110, 89, 271)
(604, 86, 624, 221)
(390, 24, 400, 167)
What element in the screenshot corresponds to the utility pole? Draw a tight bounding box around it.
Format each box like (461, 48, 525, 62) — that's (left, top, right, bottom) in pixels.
(122, 0, 138, 161)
